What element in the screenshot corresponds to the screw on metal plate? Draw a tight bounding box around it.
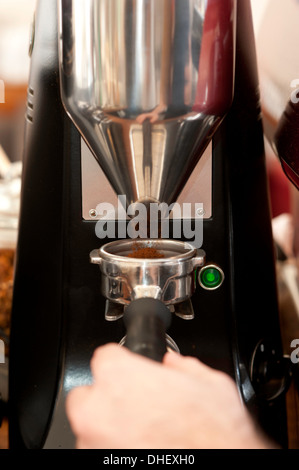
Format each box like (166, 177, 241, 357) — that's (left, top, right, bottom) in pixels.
(89, 209, 98, 218)
(196, 207, 205, 217)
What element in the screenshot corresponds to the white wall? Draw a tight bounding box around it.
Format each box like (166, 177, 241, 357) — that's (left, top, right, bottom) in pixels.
(251, 0, 271, 34)
(0, 0, 36, 83)
(252, 0, 299, 122)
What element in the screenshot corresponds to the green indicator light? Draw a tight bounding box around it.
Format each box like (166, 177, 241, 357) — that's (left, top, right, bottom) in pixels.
(199, 266, 224, 290)
(206, 272, 216, 282)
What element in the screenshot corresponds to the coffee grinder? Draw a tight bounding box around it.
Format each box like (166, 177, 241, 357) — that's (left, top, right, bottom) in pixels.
(9, 0, 290, 448)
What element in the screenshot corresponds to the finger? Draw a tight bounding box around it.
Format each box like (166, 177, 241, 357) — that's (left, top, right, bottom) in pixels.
(164, 352, 243, 407)
(163, 351, 221, 378)
(90, 343, 163, 383)
(90, 343, 125, 380)
(76, 437, 106, 450)
(65, 385, 93, 436)
(76, 438, 89, 450)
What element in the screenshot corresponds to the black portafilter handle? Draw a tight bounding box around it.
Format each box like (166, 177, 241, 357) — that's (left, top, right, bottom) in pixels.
(123, 298, 172, 362)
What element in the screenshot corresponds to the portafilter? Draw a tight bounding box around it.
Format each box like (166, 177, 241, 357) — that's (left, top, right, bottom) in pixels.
(90, 239, 205, 361)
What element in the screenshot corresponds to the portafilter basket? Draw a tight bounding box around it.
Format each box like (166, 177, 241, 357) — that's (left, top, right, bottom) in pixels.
(90, 239, 205, 361)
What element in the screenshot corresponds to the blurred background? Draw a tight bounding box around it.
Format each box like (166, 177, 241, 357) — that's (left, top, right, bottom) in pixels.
(0, 0, 35, 163)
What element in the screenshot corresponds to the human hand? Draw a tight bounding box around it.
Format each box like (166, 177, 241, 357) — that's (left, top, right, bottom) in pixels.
(66, 344, 275, 449)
